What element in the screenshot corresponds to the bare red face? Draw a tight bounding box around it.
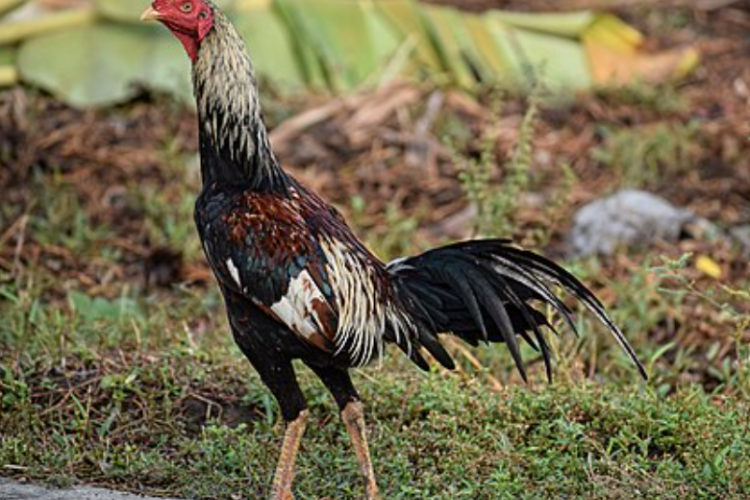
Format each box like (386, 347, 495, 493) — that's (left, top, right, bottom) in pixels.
(142, 0, 214, 61)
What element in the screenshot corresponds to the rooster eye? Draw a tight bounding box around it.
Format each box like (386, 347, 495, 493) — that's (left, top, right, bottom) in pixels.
(180, 2, 192, 12)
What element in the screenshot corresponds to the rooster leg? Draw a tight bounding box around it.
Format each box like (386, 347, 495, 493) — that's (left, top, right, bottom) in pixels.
(342, 401, 382, 500)
(236, 343, 308, 500)
(307, 365, 382, 500)
(272, 409, 309, 500)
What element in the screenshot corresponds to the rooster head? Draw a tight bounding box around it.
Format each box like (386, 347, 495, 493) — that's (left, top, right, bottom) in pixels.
(141, 0, 215, 61)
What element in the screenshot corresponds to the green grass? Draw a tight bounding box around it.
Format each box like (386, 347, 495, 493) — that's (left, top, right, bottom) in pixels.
(1, 86, 749, 499)
(1, 346, 748, 500)
(592, 121, 700, 189)
(1, 200, 748, 499)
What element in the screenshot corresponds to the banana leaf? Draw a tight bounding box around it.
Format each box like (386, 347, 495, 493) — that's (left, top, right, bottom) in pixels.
(0, 46, 13, 65)
(486, 14, 592, 89)
(375, 0, 443, 73)
(232, 0, 305, 91)
(491, 10, 597, 38)
(463, 14, 508, 78)
(423, 6, 476, 89)
(18, 24, 192, 108)
(582, 14, 697, 85)
(271, 0, 350, 90)
(273, 0, 328, 89)
(140, 31, 194, 104)
(359, 0, 407, 86)
(6, 0, 699, 107)
(0, 46, 16, 86)
(0, 0, 24, 17)
(0, 8, 95, 46)
(0, 66, 17, 87)
(583, 14, 644, 55)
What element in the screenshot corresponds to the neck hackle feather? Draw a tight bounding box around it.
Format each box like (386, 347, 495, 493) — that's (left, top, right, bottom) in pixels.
(192, 7, 287, 192)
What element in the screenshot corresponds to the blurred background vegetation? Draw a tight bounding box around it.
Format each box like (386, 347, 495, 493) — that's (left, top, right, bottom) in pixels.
(0, 0, 749, 499)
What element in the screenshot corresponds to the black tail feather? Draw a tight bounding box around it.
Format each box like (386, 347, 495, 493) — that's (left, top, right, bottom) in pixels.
(388, 239, 647, 381)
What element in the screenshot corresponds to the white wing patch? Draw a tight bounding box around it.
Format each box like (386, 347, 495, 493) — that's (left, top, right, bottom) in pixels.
(321, 239, 415, 366)
(227, 259, 242, 288)
(270, 270, 328, 340)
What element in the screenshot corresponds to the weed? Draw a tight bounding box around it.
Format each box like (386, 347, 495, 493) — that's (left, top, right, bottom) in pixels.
(651, 253, 750, 397)
(29, 175, 115, 257)
(1, 68, 747, 500)
(369, 203, 423, 262)
(1, 352, 748, 499)
(595, 82, 687, 114)
(592, 121, 700, 188)
(525, 162, 577, 248)
(453, 91, 538, 238)
(131, 183, 203, 262)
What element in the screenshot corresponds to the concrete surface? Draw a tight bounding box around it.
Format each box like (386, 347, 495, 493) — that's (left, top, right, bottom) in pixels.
(0, 478, 186, 500)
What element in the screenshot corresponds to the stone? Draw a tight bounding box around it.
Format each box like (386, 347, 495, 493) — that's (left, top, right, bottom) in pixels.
(568, 189, 700, 258)
(729, 225, 750, 256)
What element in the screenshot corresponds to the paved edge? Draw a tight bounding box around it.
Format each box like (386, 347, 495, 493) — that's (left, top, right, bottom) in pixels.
(0, 478, 188, 500)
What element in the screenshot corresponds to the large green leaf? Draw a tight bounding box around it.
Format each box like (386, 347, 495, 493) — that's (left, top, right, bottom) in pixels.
(360, 0, 407, 86)
(273, 0, 401, 91)
(0, 46, 14, 65)
(485, 15, 592, 89)
(492, 10, 596, 38)
(423, 6, 479, 88)
(0, 0, 24, 18)
(462, 13, 509, 81)
(0, 8, 95, 46)
(375, 0, 443, 72)
(273, 0, 327, 88)
(18, 24, 193, 108)
(232, 1, 306, 91)
(6, 0, 696, 107)
(0, 46, 14, 87)
(140, 31, 194, 104)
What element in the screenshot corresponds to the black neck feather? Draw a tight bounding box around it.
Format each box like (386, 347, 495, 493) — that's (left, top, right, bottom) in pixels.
(192, 9, 288, 194)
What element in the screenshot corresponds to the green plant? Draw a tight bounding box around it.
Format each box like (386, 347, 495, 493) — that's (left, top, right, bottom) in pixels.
(651, 253, 750, 398)
(595, 81, 687, 114)
(369, 203, 422, 262)
(454, 91, 538, 238)
(1, 1, 696, 107)
(29, 175, 115, 256)
(525, 161, 577, 248)
(592, 121, 699, 188)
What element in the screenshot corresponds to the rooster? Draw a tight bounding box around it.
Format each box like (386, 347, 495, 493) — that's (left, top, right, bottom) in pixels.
(142, 2, 646, 499)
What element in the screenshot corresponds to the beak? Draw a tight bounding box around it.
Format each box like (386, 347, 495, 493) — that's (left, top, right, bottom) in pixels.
(140, 6, 161, 22)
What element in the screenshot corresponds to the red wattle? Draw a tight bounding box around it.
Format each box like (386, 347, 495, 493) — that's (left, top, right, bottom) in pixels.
(172, 30, 199, 62)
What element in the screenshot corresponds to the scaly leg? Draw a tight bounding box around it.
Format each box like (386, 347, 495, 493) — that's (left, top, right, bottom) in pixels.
(226, 313, 309, 500)
(342, 401, 382, 500)
(272, 409, 309, 500)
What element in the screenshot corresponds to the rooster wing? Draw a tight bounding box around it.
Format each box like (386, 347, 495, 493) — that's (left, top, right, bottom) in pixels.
(197, 187, 340, 353)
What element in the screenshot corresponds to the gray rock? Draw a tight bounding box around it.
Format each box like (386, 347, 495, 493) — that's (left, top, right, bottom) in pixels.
(730, 225, 750, 256)
(568, 189, 699, 258)
(0, 478, 186, 500)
